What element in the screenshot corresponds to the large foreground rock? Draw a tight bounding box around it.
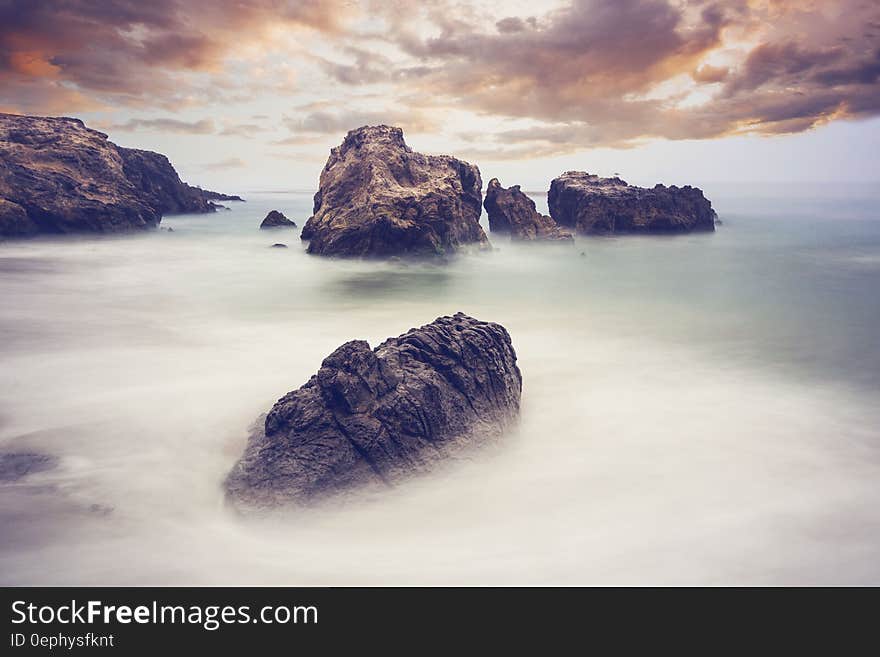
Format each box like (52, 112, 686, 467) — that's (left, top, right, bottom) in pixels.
(0, 113, 233, 237)
(300, 125, 489, 258)
(548, 172, 716, 234)
(484, 178, 573, 242)
(225, 313, 521, 508)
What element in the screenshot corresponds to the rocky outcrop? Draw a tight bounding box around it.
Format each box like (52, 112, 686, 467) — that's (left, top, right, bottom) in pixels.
(0, 113, 230, 237)
(484, 178, 573, 242)
(548, 172, 716, 235)
(225, 312, 521, 508)
(0, 198, 37, 237)
(197, 189, 245, 202)
(260, 210, 297, 229)
(300, 125, 489, 258)
(118, 148, 215, 215)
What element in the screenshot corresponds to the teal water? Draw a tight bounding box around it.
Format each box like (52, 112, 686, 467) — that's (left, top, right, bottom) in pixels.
(0, 185, 878, 584)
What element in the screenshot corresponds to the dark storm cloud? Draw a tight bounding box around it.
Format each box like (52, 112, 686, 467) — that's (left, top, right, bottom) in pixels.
(723, 42, 847, 95)
(378, 0, 880, 151)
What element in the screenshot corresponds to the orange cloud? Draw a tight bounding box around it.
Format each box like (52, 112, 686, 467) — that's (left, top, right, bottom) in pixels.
(6, 51, 60, 77)
(0, 0, 355, 112)
(1, 0, 878, 152)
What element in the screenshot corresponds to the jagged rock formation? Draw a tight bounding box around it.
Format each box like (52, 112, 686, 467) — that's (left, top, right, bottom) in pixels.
(225, 313, 522, 508)
(118, 148, 216, 215)
(484, 178, 573, 242)
(548, 172, 716, 235)
(300, 125, 489, 258)
(197, 189, 245, 202)
(260, 210, 297, 229)
(0, 113, 231, 237)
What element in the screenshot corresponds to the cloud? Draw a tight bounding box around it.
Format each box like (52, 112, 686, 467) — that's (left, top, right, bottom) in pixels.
(218, 123, 268, 138)
(0, 0, 355, 111)
(105, 116, 271, 139)
(281, 106, 439, 141)
(202, 157, 246, 171)
(1, 0, 879, 154)
(111, 117, 216, 134)
(315, 46, 393, 85)
(692, 64, 729, 84)
(271, 134, 328, 146)
(495, 17, 532, 34)
(391, 0, 723, 104)
(371, 0, 880, 147)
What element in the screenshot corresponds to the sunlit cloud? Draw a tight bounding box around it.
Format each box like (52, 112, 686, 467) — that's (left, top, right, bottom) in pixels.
(0, 0, 877, 159)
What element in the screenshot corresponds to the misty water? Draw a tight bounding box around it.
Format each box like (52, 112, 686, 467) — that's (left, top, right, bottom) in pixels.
(1, 184, 879, 585)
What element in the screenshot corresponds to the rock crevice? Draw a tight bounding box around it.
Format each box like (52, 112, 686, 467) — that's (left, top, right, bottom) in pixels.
(484, 177, 573, 242)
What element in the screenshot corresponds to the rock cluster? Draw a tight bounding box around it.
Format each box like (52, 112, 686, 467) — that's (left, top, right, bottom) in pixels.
(484, 178, 573, 242)
(300, 125, 489, 258)
(548, 172, 716, 234)
(0, 113, 233, 237)
(260, 210, 297, 229)
(225, 312, 522, 508)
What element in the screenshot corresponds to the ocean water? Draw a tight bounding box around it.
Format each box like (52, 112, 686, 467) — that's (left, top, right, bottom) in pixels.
(1, 184, 879, 585)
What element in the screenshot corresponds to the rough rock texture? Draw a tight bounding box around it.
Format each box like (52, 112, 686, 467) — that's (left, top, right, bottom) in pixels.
(484, 178, 573, 242)
(197, 189, 245, 202)
(0, 197, 36, 237)
(260, 210, 297, 229)
(225, 313, 521, 508)
(548, 171, 716, 235)
(0, 113, 228, 237)
(118, 148, 216, 215)
(300, 125, 489, 258)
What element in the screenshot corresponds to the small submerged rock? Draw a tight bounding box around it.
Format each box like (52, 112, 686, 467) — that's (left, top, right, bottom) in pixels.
(548, 171, 716, 235)
(484, 178, 573, 243)
(225, 312, 522, 509)
(0, 452, 57, 482)
(260, 210, 297, 229)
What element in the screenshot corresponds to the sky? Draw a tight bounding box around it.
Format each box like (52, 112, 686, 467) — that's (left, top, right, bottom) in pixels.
(1, 0, 879, 192)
